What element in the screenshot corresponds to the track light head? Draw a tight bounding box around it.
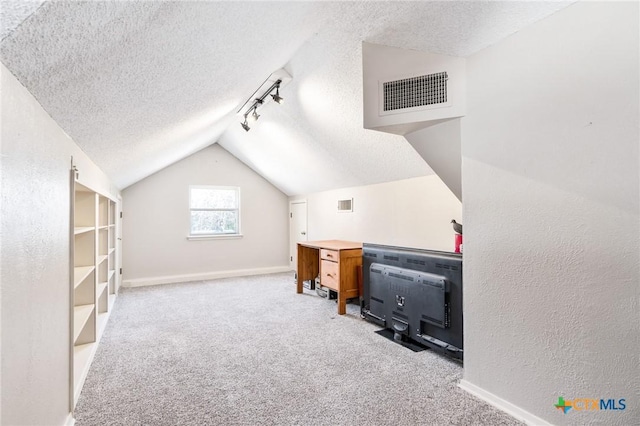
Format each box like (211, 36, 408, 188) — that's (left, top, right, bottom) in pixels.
(241, 117, 250, 132)
(271, 90, 284, 104)
(271, 85, 284, 104)
(250, 106, 260, 122)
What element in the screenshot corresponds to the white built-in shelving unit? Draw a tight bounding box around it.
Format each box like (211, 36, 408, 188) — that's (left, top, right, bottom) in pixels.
(70, 171, 120, 411)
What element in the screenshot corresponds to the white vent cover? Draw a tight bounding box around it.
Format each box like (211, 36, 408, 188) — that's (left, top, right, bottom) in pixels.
(337, 198, 353, 212)
(380, 72, 449, 115)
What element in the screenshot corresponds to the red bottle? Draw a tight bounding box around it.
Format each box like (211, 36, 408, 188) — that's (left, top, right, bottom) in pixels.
(454, 234, 463, 253)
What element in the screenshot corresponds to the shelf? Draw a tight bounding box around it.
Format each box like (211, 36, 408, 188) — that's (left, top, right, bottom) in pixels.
(74, 227, 94, 235)
(73, 342, 95, 403)
(75, 182, 93, 193)
(97, 282, 109, 314)
(97, 311, 109, 335)
(73, 343, 93, 385)
(72, 184, 118, 410)
(74, 266, 95, 289)
(97, 282, 108, 298)
(108, 293, 116, 308)
(73, 305, 94, 343)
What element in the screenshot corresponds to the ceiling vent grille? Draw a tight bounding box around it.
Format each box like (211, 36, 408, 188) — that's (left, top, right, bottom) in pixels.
(382, 72, 448, 113)
(337, 198, 353, 212)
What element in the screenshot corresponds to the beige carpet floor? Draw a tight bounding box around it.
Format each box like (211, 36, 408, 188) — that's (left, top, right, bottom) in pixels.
(74, 272, 521, 426)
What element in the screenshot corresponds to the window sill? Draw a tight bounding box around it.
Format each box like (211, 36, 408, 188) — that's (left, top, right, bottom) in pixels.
(187, 234, 243, 241)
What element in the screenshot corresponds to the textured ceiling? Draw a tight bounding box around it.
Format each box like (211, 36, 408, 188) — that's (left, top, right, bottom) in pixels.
(0, 1, 45, 40)
(1, 1, 573, 194)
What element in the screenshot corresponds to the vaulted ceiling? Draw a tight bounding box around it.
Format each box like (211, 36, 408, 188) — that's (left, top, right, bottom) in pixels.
(1, 1, 572, 195)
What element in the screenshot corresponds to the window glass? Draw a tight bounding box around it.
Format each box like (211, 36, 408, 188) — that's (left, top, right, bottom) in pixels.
(189, 186, 240, 236)
(190, 188, 238, 210)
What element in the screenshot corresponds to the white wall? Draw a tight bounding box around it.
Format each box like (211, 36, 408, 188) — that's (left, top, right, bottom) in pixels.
(461, 2, 639, 425)
(405, 118, 462, 201)
(293, 175, 461, 252)
(1, 63, 120, 425)
(122, 144, 289, 285)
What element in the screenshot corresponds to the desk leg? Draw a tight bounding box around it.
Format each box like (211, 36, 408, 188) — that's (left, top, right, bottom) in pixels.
(337, 292, 346, 315)
(297, 245, 317, 294)
(296, 244, 303, 294)
(296, 275, 303, 294)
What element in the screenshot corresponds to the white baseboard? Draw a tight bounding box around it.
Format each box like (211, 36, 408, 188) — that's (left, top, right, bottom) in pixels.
(64, 412, 75, 426)
(459, 379, 552, 426)
(122, 266, 292, 288)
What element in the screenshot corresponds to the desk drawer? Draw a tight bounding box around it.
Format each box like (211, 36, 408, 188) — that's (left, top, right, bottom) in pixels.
(320, 259, 339, 291)
(320, 249, 339, 262)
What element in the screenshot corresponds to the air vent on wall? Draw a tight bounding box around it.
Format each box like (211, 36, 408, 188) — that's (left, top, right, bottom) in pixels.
(337, 198, 353, 212)
(381, 71, 448, 115)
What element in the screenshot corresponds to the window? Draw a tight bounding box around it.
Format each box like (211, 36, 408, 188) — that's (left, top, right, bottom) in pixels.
(189, 186, 240, 237)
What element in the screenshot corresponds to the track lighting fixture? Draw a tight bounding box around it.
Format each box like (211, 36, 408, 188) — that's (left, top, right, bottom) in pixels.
(271, 84, 284, 104)
(238, 77, 285, 132)
(249, 105, 260, 122)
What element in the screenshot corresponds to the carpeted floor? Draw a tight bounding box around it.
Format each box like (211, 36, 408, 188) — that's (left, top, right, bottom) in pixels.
(74, 272, 521, 426)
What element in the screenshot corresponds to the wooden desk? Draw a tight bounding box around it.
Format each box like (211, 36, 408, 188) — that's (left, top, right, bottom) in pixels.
(296, 240, 363, 315)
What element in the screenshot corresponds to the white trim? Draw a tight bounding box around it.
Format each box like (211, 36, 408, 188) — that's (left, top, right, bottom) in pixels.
(289, 199, 308, 270)
(122, 266, 292, 288)
(458, 380, 553, 426)
(64, 412, 76, 426)
(187, 234, 243, 241)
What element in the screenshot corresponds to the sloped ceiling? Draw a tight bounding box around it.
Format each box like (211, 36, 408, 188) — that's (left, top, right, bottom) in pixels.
(1, 1, 573, 195)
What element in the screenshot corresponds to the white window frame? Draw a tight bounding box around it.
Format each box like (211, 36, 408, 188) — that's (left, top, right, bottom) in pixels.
(187, 185, 242, 240)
